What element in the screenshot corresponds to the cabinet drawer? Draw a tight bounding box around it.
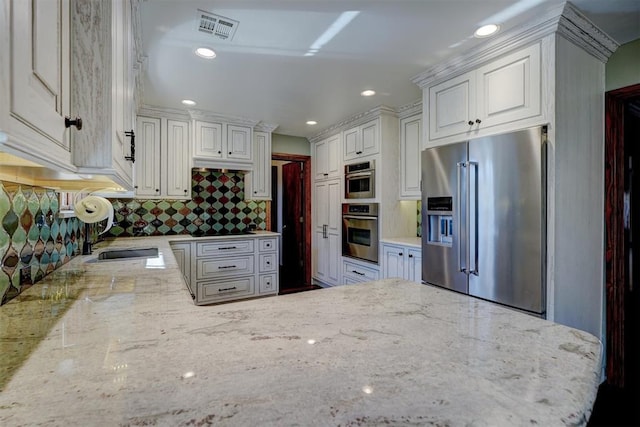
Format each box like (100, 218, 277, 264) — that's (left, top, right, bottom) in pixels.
(196, 277, 255, 304)
(258, 238, 277, 252)
(258, 274, 278, 294)
(196, 255, 254, 279)
(342, 259, 379, 282)
(259, 253, 277, 273)
(196, 239, 254, 257)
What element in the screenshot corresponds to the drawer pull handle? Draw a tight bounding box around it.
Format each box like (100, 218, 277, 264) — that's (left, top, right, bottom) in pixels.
(219, 286, 237, 292)
(352, 270, 365, 276)
(219, 246, 237, 250)
(218, 265, 237, 269)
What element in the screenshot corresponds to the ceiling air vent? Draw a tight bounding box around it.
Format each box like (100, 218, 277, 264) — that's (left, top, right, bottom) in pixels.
(197, 10, 239, 41)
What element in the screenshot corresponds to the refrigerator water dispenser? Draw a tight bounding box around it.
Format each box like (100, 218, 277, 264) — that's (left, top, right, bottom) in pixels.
(426, 197, 453, 246)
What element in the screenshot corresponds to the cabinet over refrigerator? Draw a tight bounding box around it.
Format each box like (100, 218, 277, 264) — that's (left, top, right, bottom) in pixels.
(421, 126, 546, 316)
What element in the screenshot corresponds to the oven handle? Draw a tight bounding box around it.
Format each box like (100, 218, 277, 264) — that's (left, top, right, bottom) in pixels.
(345, 171, 373, 178)
(342, 215, 378, 220)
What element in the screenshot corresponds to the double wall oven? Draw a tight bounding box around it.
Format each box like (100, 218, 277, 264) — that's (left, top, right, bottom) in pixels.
(342, 203, 379, 264)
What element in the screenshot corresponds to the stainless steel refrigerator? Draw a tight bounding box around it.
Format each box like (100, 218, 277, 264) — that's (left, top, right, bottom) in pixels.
(421, 126, 546, 315)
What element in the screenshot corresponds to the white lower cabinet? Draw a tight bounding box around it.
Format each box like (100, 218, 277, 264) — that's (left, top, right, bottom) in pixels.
(312, 178, 342, 286)
(341, 258, 379, 284)
(381, 242, 422, 284)
(171, 235, 279, 305)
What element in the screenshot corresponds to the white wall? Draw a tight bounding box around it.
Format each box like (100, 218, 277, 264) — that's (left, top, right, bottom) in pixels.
(606, 38, 640, 91)
(272, 134, 310, 156)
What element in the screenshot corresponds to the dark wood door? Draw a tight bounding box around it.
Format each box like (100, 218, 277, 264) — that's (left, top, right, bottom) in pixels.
(281, 162, 305, 289)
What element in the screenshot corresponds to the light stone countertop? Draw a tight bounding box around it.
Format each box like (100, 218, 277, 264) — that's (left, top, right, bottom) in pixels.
(0, 235, 602, 426)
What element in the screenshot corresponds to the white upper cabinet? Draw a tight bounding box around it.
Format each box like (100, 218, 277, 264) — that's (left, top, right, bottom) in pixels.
(193, 121, 252, 167)
(135, 116, 161, 197)
(343, 118, 379, 161)
(135, 115, 191, 199)
(193, 121, 223, 159)
(427, 43, 541, 144)
(165, 119, 192, 198)
(0, 0, 73, 170)
(399, 114, 422, 199)
(70, 0, 136, 189)
(313, 133, 341, 181)
(245, 131, 272, 200)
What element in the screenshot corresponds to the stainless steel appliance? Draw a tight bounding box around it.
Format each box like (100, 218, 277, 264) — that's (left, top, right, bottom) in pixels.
(342, 203, 379, 263)
(421, 126, 546, 315)
(345, 160, 375, 199)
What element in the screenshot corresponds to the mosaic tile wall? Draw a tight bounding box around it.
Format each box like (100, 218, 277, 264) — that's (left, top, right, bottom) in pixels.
(107, 170, 267, 237)
(0, 182, 84, 305)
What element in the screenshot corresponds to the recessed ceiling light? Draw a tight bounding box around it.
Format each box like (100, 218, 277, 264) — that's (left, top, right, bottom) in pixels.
(195, 47, 216, 59)
(181, 99, 196, 106)
(306, 120, 317, 125)
(361, 90, 376, 97)
(474, 24, 500, 38)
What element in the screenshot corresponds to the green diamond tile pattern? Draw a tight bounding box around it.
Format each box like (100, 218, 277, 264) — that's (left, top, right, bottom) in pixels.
(106, 170, 268, 238)
(0, 181, 84, 305)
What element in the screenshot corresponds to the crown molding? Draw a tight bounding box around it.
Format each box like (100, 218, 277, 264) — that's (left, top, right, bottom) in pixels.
(254, 122, 279, 133)
(308, 105, 397, 144)
(557, 2, 619, 63)
(188, 109, 260, 127)
(412, 1, 619, 89)
(138, 105, 191, 120)
(396, 99, 422, 119)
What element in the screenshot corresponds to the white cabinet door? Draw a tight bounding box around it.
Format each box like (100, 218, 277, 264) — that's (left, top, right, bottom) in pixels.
(165, 119, 191, 198)
(314, 134, 341, 180)
(226, 125, 252, 161)
(400, 114, 422, 199)
(313, 178, 341, 286)
(3, 0, 72, 168)
(170, 242, 192, 286)
(382, 244, 405, 279)
(194, 121, 223, 159)
(343, 126, 359, 160)
(110, 0, 134, 187)
(245, 131, 271, 200)
(407, 248, 422, 284)
(360, 119, 379, 157)
(429, 71, 476, 141)
(476, 43, 541, 129)
(343, 119, 379, 161)
(135, 117, 161, 197)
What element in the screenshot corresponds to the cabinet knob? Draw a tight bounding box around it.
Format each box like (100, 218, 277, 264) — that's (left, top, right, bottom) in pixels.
(184, 189, 188, 193)
(468, 120, 474, 126)
(155, 189, 159, 192)
(64, 116, 83, 130)
(399, 252, 403, 256)
(218, 150, 222, 154)
(356, 151, 362, 154)
(134, 185, 138, 189)
(254, 191, 257, 194)
(475, 119, 482, 124)
(408, 254, 413, 258)
(228, 151, 232, 155)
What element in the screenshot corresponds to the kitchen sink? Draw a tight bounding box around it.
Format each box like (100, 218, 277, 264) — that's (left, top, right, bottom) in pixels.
(97, 247, 159, 260)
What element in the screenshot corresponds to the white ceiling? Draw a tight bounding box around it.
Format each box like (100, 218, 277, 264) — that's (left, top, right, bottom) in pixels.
(139, 0, 640, 138)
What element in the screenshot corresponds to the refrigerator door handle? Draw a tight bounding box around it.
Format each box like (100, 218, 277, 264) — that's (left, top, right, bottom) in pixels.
(468, 161, 479, 276)
(457, 161, 467, 275)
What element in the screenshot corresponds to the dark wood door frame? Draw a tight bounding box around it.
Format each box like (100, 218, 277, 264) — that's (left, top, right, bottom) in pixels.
(272, 152, 312, 287)
(604, 83, 640, 387)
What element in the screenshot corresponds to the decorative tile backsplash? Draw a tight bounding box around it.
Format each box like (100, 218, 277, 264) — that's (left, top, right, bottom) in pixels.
(0, 182, 84, 305)
(106, 170, 267, 237)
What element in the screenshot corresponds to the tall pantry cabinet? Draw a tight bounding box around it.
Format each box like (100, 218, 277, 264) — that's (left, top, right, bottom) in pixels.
(412, 2, 618, 340)
(311, 134, 342, 286)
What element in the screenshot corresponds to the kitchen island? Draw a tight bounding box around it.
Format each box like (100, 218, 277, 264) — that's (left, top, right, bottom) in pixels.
(0, 236, 601, 426)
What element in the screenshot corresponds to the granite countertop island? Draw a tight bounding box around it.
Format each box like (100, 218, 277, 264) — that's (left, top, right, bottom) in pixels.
(0, 236, 602, 426)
